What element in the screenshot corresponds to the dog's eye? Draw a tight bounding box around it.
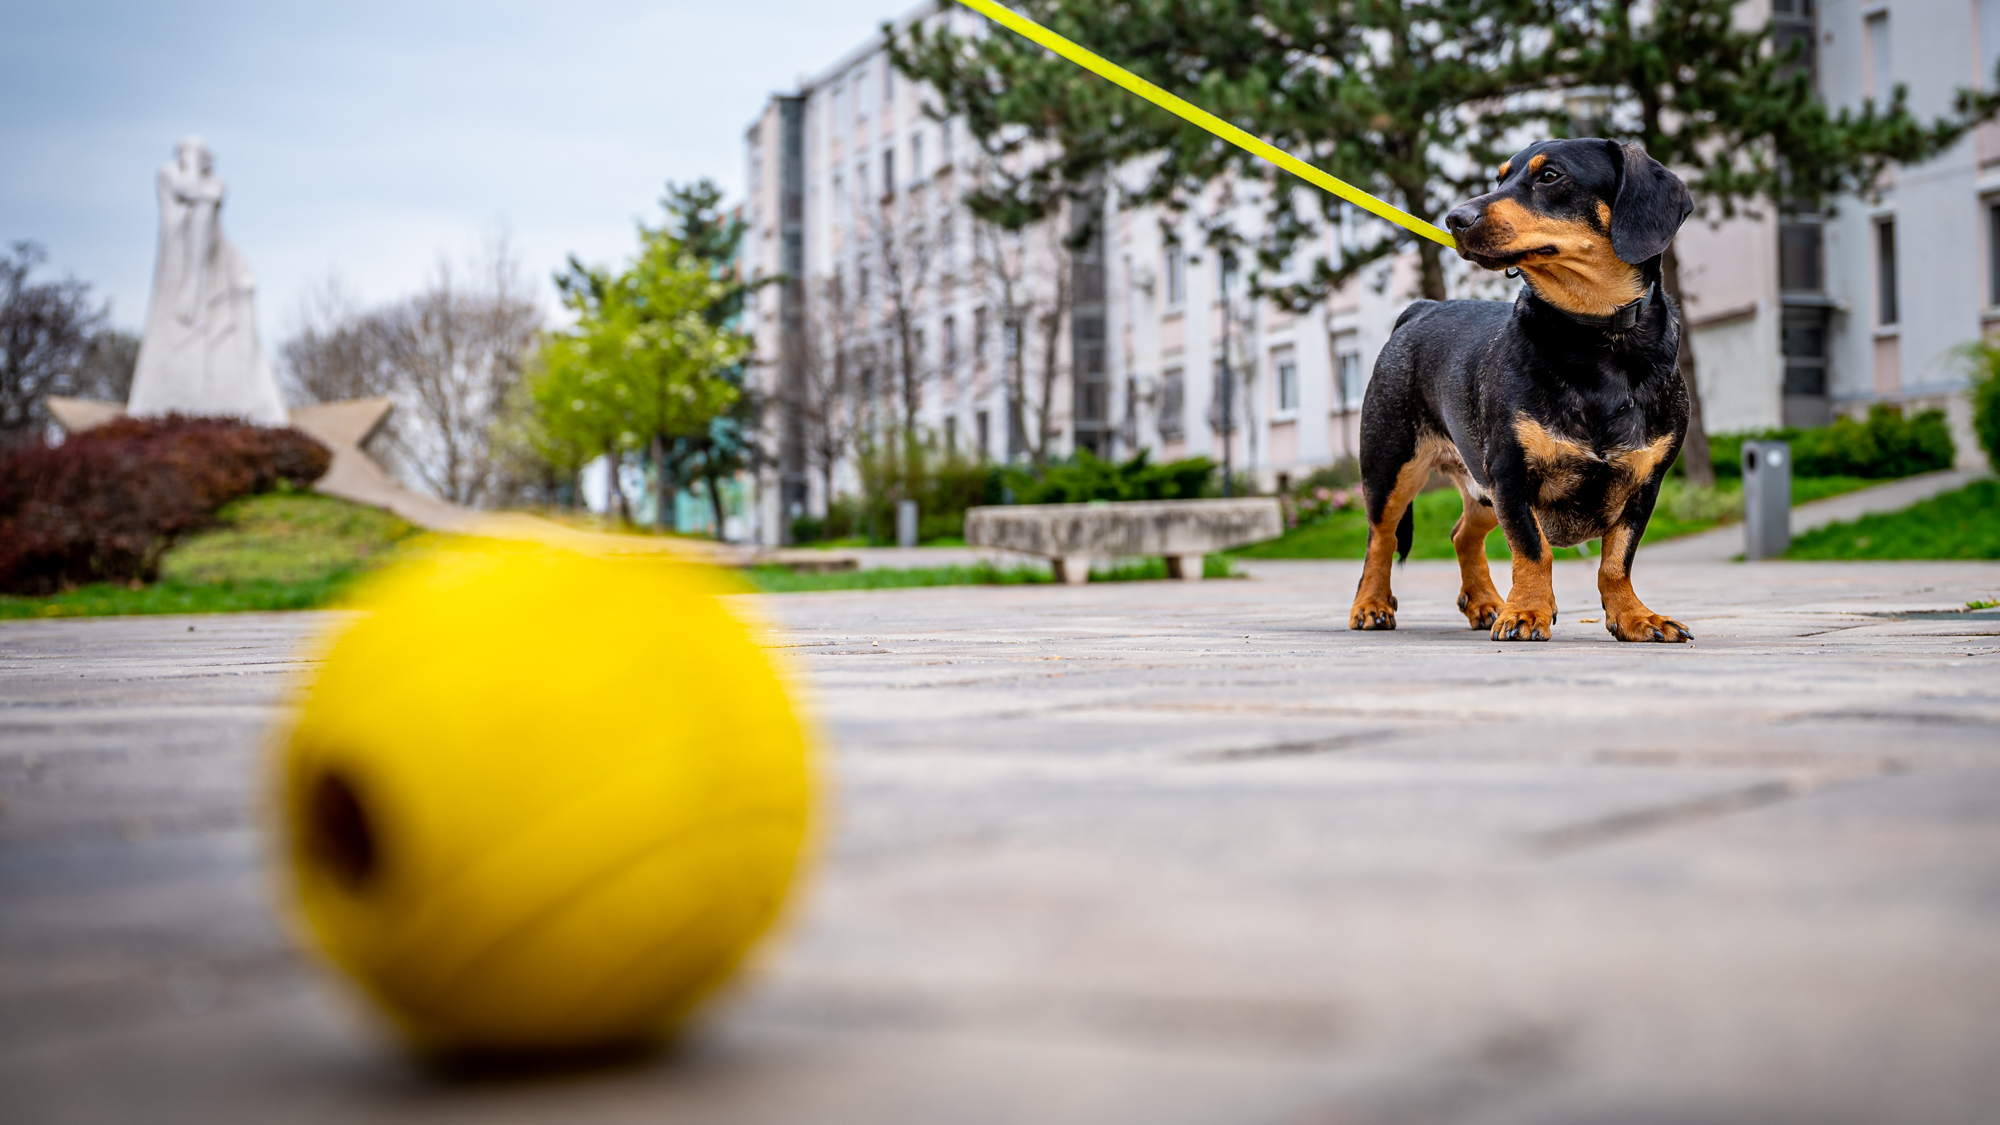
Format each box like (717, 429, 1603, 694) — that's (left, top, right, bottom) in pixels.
(1537, 168, 1562, 184)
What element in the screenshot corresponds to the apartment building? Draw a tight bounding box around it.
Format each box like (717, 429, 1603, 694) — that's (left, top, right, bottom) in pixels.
(1674, 0, 1995, 462)
(739, 0, 1993, 543)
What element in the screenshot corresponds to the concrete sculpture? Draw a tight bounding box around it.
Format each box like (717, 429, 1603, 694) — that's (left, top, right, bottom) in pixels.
(45, 138, 474, 532)
(124, 137, 289, 425)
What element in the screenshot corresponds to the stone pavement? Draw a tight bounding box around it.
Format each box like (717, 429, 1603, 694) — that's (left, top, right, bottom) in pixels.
(3, 559, 1998, 1124)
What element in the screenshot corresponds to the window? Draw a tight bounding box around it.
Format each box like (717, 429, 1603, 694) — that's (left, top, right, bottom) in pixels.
(1876, 217, 1898, 326)
(1779, 223, 1822, 292)
(1159, 367, 1186, 440)
(1782, 307, 1830, 396)
(1272, 345, 1299, 414)
(883, 149, 895, 198)
(1335, 348, 1365, 412)
(940, 212, 955, 274)
(911, 132, 925, 184)
(1164, 244, 1185, 307)
(945, 414, 957, 453)
(942, 315, 958, 371)
(973, 306, 988, 365)
(975, 409, 990, 460)
(1988, 200, 2000, 306)
(883, 56, 894, 104)
(1772, 0, 1816, 82)
(1864, 11, 1891, 99)
(941, 119, 954, 169)
(1983, 0, 2000, 92)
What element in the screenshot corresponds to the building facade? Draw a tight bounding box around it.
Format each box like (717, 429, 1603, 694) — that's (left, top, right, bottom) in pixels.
(738, 0, 1993, 544)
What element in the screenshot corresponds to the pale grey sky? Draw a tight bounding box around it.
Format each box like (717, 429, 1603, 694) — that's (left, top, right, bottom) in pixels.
(0, 0, 908, 342)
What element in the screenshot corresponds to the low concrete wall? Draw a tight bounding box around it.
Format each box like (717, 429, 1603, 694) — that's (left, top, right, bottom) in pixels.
(965, 497, 1284, 583)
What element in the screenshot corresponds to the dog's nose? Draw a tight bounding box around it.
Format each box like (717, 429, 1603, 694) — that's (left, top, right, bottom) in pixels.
(1444, 203, 1481, 235)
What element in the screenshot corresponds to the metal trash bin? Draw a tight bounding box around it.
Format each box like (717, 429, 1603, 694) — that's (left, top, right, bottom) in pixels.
(1742, 439, 1792, 560)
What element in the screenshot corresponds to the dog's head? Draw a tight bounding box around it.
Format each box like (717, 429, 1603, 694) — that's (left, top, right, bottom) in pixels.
(1444, 139, 1692, 318)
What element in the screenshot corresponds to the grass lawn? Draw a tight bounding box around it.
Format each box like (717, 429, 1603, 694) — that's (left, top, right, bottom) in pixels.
(1231, 475, 1882, 561)
(1785, 480, 2000, 560)
(743, 554, 1238, 593)
(2, 491, 1244, 617)
(0, 492, 421, 620)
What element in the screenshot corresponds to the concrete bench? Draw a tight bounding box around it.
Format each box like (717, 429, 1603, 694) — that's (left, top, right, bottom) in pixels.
(964, 497, 1284, 584)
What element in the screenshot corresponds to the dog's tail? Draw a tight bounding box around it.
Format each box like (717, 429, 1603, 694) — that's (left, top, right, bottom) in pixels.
(1395, 503, 1414, 563)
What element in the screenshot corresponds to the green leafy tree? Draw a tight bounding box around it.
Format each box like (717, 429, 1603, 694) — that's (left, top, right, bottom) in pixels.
(538, 196, 748, 530)
(1561, 0, 2000, 484)
(653, 180, 760, 539)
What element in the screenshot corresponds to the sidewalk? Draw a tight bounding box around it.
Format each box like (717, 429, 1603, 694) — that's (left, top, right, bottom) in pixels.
(4, 560, 1998, 1123)
(1641, 466, 1991, 562)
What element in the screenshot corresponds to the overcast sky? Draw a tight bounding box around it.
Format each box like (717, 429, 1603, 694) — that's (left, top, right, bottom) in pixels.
(1, 0, 906, 343)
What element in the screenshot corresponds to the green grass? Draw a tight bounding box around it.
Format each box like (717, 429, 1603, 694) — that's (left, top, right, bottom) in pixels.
(1, 492, 421, 620)
(744, 554, 1238, 593)
(1785, 480, 2000, 560)
(1231, 476, 1883, 560)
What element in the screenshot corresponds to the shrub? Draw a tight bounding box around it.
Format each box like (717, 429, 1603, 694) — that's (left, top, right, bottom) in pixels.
(0, 414, 330, 593)
(1709, 405, 1954, 480)
(1965, 342, 2000, 474)
(831, 433, 1003, 544)
(1002, 450, 1217, 505)
(1284, 457, 1362, 527)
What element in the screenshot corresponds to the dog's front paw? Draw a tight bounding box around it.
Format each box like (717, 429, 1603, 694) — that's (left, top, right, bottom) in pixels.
(1606, 609, 1692, 643)
(1457, 589, 1503, 630)
(1490, 603, 1554, 642)
(1349, 598, 1397, 631)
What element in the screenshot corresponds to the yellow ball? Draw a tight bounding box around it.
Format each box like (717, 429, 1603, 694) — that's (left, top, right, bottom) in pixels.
(278, 541, 814, 1054)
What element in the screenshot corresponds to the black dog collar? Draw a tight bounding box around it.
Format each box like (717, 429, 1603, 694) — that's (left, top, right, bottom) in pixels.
(1507, 273, 1657, 331)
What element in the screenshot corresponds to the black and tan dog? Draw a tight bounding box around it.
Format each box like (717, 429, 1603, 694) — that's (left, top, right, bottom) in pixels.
(1350, 139, 1695, 643)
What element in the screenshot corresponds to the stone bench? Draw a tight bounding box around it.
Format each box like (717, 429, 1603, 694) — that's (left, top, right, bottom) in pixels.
(964, 497, 1284, 584)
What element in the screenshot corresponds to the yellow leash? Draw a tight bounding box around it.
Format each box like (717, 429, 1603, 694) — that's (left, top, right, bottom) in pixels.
(949, 0, 1457, 249)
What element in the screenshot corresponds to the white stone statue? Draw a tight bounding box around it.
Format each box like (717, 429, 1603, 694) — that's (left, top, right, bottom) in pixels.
(127, 136, 289, 425)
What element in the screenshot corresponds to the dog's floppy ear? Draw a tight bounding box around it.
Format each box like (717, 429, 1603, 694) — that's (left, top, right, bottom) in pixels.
(1606, 141, 1693, 264)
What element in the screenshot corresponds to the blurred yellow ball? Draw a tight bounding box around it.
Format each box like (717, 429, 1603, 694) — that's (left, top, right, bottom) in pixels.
(278, 541, 813, 1054)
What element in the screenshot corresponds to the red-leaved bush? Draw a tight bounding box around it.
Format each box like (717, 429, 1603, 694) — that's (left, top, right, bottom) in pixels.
(0, 414, 331, 594)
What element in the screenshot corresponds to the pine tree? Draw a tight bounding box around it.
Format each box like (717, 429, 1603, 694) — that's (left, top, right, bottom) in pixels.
(1561, 0, 2000, 484)
(891, 0, 1567, 303)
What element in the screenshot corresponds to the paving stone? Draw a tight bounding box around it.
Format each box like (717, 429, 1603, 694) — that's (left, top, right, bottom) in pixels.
(1, 560, 1997, 1124)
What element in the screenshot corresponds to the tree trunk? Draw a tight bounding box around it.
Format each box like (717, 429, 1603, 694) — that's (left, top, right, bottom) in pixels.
(651, 433, 672, 533)
(1416, 238, 1447, 302)
(1660, 241, 1717, 487)
(605, 443, 629, 527)
(706, 470, 728, 542)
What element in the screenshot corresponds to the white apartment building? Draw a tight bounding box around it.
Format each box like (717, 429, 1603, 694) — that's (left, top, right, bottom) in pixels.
(739, 0, 1993, 544)
(1675, 0, 1996, 459)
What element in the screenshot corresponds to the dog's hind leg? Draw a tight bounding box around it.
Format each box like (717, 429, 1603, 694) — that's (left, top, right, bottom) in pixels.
(1349, 454, 1429, 631)
(1447, 481, 1504, 630)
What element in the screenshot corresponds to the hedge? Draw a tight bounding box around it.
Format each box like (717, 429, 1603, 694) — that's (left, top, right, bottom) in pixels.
(0, 414, 330, 594)
(1708, 405, 1953, 480)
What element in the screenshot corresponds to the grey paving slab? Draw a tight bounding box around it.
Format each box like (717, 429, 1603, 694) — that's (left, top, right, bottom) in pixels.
(3, 560, 1999, 1124)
